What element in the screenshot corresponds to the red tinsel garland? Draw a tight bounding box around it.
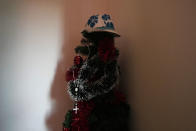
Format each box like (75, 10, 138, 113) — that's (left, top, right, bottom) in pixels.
(66, 101, 95, 131)
(98, 37, 116, 62)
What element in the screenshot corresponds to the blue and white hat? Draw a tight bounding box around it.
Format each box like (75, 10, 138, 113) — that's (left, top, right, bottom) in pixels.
(81, 14, 120, 37)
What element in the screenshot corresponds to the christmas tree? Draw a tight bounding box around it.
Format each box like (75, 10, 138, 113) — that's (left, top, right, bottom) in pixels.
(63, 14, 130, 131)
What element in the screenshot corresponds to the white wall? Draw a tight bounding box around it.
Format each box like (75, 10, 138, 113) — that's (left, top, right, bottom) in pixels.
(0, 1, 64, 131)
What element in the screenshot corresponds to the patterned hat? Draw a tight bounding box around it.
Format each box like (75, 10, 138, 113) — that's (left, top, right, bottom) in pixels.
(81, 14, 120, 37)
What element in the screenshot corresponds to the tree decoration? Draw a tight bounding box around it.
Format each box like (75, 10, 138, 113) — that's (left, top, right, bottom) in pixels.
(74, 55, 83, 67)
(97, 37, 116, 62)
(63, 14, 130, 131)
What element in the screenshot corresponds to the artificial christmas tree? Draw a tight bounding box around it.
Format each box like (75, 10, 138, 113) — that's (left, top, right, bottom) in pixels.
(63, 14, 130, 131)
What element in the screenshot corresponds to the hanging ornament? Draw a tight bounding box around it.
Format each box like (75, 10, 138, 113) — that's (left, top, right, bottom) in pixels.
(70, 74, 81, 130)
(72, 71, 79, 114)
(74, 55, 83, 67)
(73, 87, 79, 114)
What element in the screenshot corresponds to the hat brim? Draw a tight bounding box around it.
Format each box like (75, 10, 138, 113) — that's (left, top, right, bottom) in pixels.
(81, 29, 120, 38)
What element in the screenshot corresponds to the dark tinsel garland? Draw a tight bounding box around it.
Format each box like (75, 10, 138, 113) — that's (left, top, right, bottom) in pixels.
(67, 52, 120, 101)
(63, 28, 130, 131)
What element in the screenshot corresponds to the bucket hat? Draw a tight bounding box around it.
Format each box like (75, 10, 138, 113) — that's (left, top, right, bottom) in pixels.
(81, 14, 120, 37)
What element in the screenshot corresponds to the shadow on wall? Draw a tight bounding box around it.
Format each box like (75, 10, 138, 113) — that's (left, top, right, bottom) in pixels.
(117, 37, 136, 131)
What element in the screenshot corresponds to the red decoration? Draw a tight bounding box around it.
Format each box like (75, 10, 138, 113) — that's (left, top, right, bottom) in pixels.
(74, 56, 83, 67)
(70, 101, 95, 131)
(98, 37, 116, 62)
(63, 127, 71, 131)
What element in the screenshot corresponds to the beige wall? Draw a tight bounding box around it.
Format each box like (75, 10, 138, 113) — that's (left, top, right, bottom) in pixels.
(110, 1, 196, 131)
(1, 0, 196, 131)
